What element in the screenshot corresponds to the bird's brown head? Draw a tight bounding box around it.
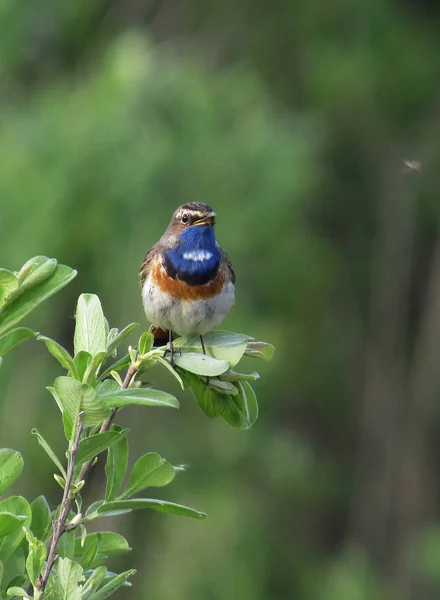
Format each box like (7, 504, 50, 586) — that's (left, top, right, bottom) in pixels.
(166, 202, 216, 236)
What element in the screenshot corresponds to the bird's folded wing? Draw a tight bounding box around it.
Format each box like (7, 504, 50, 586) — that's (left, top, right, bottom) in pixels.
(139, 245, 158, 286)
(221, 249, 236, 284)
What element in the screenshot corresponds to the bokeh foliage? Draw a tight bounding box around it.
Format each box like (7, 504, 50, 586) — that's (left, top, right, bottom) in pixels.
(2, 0, 440, 598)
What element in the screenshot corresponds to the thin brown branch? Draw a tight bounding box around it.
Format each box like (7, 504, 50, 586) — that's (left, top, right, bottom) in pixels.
(38, 412, 84, 592)
(37, 363, 138, 595)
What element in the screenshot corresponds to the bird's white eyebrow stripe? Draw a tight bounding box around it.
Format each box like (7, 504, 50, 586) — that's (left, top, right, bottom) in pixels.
(183, 250, 213, 261)
(175, 209, 216, 220)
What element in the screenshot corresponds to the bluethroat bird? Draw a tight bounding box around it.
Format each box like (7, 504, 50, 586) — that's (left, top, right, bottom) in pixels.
(139, 202, 235, 363)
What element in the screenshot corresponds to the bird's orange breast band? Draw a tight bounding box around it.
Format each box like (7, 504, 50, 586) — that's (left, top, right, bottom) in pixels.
(152, 262, 226, 300)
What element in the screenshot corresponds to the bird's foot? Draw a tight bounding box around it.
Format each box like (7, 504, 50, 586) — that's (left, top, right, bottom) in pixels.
(163, 341, 181, 368)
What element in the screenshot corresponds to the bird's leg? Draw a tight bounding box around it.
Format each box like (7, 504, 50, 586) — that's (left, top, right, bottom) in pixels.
(163, 330, 180, 367)
(200, 335, 210, 386)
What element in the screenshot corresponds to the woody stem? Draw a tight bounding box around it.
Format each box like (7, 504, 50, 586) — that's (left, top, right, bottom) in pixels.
(37, 363, 138, 595)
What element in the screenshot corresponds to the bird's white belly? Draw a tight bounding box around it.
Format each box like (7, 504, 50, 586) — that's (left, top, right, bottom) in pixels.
(142, 275, 235, 336)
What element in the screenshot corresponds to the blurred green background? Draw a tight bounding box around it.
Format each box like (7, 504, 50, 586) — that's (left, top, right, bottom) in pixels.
(2, 0, 440, 598)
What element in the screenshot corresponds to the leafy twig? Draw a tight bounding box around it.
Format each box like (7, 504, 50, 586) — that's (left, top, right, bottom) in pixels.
(37, 363, 138, 595)
(38, 412, 84, 592)
(77, 363, 137, 483)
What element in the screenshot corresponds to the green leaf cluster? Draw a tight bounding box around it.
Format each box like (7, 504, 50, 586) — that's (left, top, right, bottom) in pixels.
(0, 256, 76, 368)
(154, 331, 273, 429)
(0, 261, 273, 599)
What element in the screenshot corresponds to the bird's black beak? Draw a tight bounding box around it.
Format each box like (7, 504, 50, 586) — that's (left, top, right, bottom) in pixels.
(194, 212, 216, 226)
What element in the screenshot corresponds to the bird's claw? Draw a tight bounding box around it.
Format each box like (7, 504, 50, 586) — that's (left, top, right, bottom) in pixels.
(163, 343, 181, 368)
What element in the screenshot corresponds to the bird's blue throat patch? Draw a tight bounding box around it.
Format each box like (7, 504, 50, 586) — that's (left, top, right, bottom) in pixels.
(164, 225, 221, 285)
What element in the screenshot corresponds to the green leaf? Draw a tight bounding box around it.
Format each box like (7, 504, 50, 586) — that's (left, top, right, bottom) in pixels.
(58, 530, 76, 559)
(47, 385, 64, 415)
(85, 500, 131, 521)
(0, 264, 77, 337)
(74, 532, 131, 570)
(173, 352, 229, 376)
(83, 352, 107, 385)
(106, 328, 119, 357)
(104, 319, 110, 342)
(107, 323, 138, 355)
(156, 356, 185, 389)
(0, 328, 37, 357)
(74, 351, 92, 381)
(31, 429, 67, 478)
(222, 382, 259, 429)
(37, 336, 78, 378)
(53, 377, 111, 430)
(6, 587, 31, 599)
(221, 370, 260, 382)
(76, 429, 129, 467)
(62, 412, 74, 442)
(0, 558, 3, 587)
(97, 380, 119, 395)
(90, 532, 131, 557)
(105, 426, 129, 502)
(54, 557, 84, 600)
(16, 256, 57, 291)
(79, 524, 87, 547)
(138, 331, 154, 355)
(15, 258, 36, 282)
(0, 513, 27, 538)
(84, 501, 103, 518)
(0, 271, 18, 309)
(221, 400, 241, 427)
(97, 499, 207, 520)
(80, 565, 106, 599)
(100, 388, 179, 410)
(30, 496, 52, 542)
(244, 341, 275, 361)
(24, 527, 46, 586)
(0, 449, 24, 496)
(99, 354, 130, 381)
(0, 497, 31, 562)
(2, 551, 26, 593)
(207, 378, 239, 396)
(240, 381, 259, 428)
(54, 473, 66, 490)
(74, 535, 99, 570)
(86, 568, 135, 600)
(173, 331, 252, 367)
(188, 374, 228, 418)
(135, 355, 155, 371)
(74, 294, 107, 357)
(121, 453, 175, 499)
(175, 368, 193, 390)
(4, 573, 26, 595)
(110, 371, 123, 385)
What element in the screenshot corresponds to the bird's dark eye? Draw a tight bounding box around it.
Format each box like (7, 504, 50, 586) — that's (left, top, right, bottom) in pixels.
(181, 213, 189, 224)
